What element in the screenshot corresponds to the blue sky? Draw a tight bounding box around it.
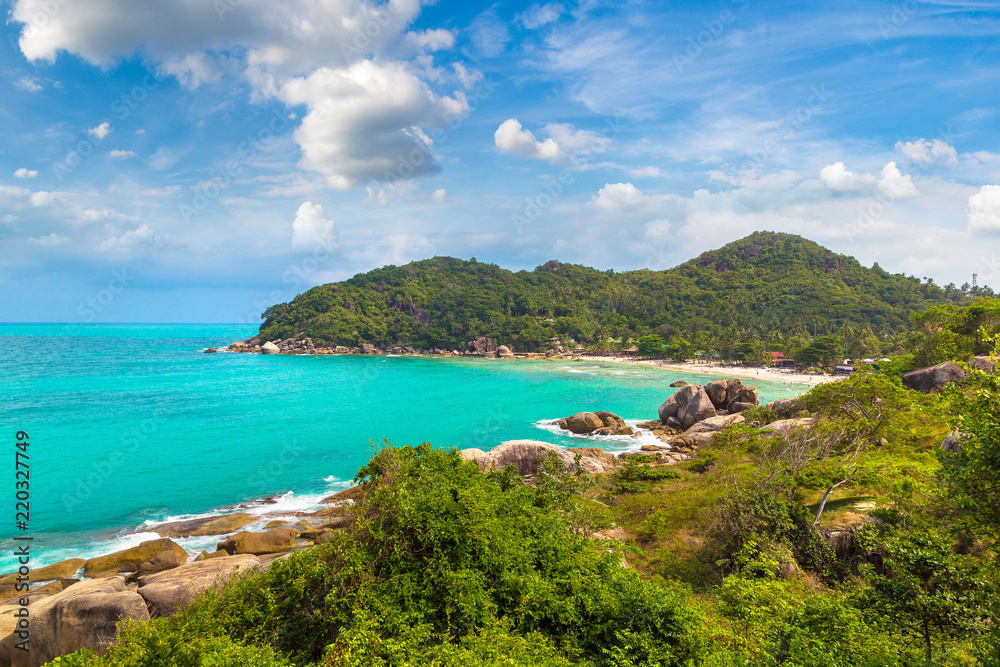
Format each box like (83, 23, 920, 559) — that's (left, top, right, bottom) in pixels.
(1, 0, 999, 323)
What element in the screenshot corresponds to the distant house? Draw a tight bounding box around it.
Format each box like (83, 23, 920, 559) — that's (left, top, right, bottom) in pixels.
(835, 364, 855, 375)
(770, 351, 796, 368)
(624, 346, 639, 357)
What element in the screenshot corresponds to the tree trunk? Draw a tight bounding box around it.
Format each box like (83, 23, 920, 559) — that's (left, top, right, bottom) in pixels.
(812, 469, 858, 526)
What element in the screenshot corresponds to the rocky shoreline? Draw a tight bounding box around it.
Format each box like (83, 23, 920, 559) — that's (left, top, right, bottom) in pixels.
(1, 379, 810, 665)
(213, 335, 583, 359)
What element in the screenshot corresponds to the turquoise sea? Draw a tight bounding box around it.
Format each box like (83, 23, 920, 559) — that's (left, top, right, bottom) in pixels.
(0, 324, 811, 572)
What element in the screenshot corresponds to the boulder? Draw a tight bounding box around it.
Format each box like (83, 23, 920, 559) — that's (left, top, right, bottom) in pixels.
(128, 549, 186, 582)
(0, 558, 85, 585)
(137, 554, 260, 618)
(658, 385, 698, 422)
(678, 388, 717, 430)
(636, 420, 663, 430)
(764, 398, 804, 419)
(969, 356, 996, 374)
(727, 402, 756, 413)
(562, 412, 604, 434)
(940, 431, 968, 453)
(465, 337, 498, 355)
(203, 347, 218, 354)
(261, 341, 280, 354)
(464, 441, 615, 477)
(334, 345, 350, 354)
(193, 550, 230, 562)
(359, 343, 378, 354)
(759, 417, 817, 433)
(726, 386, 758, 411)
(497, 345, 515, 358)
(216, 527, 299, 556)
(683, 413, 745, 434)
(704, 379, 731, 410)
(83, 539, 188, 578)
(228, 341, 249, 352)
(669, 380, 689, 387)
(902, 361, 968, 393)
(152, 512, 258, 539)
(319, 485, 363, 505)
(594, 411, 627, 430)
(4, 576, 149, 666)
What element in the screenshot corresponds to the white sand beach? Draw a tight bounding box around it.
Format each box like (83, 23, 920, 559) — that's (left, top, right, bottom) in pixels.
(580, 356, 839, 386)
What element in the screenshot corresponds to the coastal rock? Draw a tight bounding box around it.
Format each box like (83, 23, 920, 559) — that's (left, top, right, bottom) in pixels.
(83, 538, 188, 579)
(204, 347, 218, 354)
(465, 441, 615, 478)
(152, 512, 258, 539)
(261, 341, 280, 354)
(459, 448, 488, 466)
(228, 341, 249, 352)
(678, 388, 717, 430)
(726, 386, 759, 411)
(216, 527, 299, 556)
(359, 343, 378, 354)
(704, 379, 731, 410)
(727, 401, 756, 414)
(0, 558, 85, 585)
(658, 385, 697, 422)
(9, 576, 149, 666)
(193, 550, 230, 562)
(497, 345, 515, 358)
(334, 345, 349, 353)
(562, 412, 605, 433)
(127, 549, 186, 582)
(319, 485, 363, 505)
(137, 554, 260, 618)
(669, 380, 689, 387)
(465, 336, 498, 355)
(683, 413, 745, 434)
(902, 361, 967, 393)
(969, 356, 996, 373)
(636, 419, 662, 430)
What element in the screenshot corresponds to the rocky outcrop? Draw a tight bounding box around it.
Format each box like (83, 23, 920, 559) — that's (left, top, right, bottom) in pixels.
(465, 337, 498, 356)
(764, 398, 805, 419)
(759, 417, 817, 433)
(359, 343, 378, 354)
(137, 554, 260, 618)
(683, 413, 746, 434)
(216, 527, 300, 556)
(462, 441, 616, 478)
(261, 341, 280, 354)
(902, 361, 968, 393)
(658, 379, 759, 430)
(83, 539, 188, 579)
(152, 513, 258, 539)
(556, 411, 633, 436)
(0, 558, 84, 585)
(669, 380, 689, 387)
(497, 345, 515, 358)
(1, 577, 149, 666)
(679, 388, 717, 429)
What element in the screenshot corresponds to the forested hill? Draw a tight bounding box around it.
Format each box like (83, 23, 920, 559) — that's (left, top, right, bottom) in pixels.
(257, 231, 976, 352)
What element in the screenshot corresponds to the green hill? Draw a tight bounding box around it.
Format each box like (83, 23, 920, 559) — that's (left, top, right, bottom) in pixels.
(256, 231, 978, 352)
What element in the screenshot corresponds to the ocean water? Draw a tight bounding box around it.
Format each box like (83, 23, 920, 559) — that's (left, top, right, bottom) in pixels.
(0, 324, 811, 572)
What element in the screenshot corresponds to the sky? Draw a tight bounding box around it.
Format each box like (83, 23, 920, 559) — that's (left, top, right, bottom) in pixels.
(1, 0, 999, 323)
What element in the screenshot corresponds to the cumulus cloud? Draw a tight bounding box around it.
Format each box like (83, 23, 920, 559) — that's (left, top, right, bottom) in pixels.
(27, 233, 69, 247)
(408, 29, 455, 52)
(281, 61, 466, 190)
(819, 161, 918, 199)
(896, 138, 959, 167)
(590, 182, 684, 212)
(291, 201, 337, 250)
(495, 119, 607, 164)
(108, 149, 136, 159)
(14, 168, 38, 178)
(88, 122, 111, 140)
(431, 188, 446, 202)
(97, 223, 171, 251)
(968, 184, 1000, 233)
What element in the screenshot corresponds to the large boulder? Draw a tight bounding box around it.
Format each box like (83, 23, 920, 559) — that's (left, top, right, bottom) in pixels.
(2, 576, 149, 666)
(465, 337, 498, 355)
(216, 527, 299, 556)
(261, 341, 280, 354)
(561, 412, 604, 434)
(0, 558, 85, 585)
(497, 345, 515, 358)
(759, 417, 817, 433)
(764, 398, 804, 419)
(678, 388, 717, 430)
(658, 385, 698, 422)
(902, 361, 968, 393)
(137, 554, 260, 618)
(940, 431, 968, 453)
(465, 441, 615, 477)
(83, 539, 188, 578)
(669, 380, 689, 387)
(726, 386, 759, 411)
(704, 379, 731, 410)
(152, 513, 258, 539)
(683, 413, 746, 434)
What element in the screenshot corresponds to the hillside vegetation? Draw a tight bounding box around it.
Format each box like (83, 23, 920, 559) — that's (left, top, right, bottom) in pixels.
(257, 231, 989, 356)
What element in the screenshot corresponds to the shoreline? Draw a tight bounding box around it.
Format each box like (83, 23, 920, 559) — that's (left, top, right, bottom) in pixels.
(578, 356, 838, 386)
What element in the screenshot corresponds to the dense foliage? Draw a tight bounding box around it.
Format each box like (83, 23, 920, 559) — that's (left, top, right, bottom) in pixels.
(257, 232, 985, 353)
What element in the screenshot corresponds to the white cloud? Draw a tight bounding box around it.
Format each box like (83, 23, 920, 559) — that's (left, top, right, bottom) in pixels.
(30, 191, 56, 207)
(159, 52, 226, 89)
(14, 76, 42, 91)
(819, 162, 876, 193)
(968, 184, 1000, 233)
(518, 3, 563, 29)
(590, 182, 684, 212)
(108, 149, 136, 159)
(27, 233, 69, 247)
(876, 161, 918, 199)
(291, 201, 337, 250)
(495, 119, 607, 164)
(629, 166, 663, 178)
(281, 61, 466, 190)
(97, 223, 171, 251)
(141, 185, 182, 196)
(88, 122, 111, 140)
(431, 188, 446, 202)
(896, 138, 959, 167)
(14, 168, 38, 178)
(453, 63, 483, 90)
(408, 29, 455, 52)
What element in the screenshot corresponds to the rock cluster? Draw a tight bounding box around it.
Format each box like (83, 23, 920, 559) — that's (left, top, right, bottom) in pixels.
(465, 336, 498, 356)
(658, 379, 758, 430)
(460, 440, 616, 479)
(555, 411, 634, 436)
(901, 361, 968, 393)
